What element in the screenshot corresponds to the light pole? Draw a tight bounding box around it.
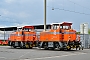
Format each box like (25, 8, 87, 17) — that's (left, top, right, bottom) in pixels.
(44, 0, 46, 31)
(3, 25, 5, 42)
(83, 24, 84, 40)
(83, 24, 84, 48)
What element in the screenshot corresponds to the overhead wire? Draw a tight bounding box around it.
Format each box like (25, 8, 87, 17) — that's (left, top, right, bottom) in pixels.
(47, 6, 90, 15)
(47, 0, 90, 16)
(68, 0, 90, 11)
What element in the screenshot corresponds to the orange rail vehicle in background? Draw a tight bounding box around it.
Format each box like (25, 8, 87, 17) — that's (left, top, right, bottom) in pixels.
(0, 40, 8, 45)
(0, 40, 2, 45)
(38, 22, 82, 50)
(8, 26, 37, 48)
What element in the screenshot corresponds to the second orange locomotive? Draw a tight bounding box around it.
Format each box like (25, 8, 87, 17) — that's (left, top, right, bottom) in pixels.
(8, 26, 37, 48)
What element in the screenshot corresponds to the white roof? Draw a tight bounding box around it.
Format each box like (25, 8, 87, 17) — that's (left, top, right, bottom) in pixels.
(51, 22, 73, 25)
(51, 22, 62, 25)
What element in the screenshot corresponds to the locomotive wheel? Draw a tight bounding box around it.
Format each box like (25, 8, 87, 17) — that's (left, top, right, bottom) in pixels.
(20, 43, 23, 48)
(25, 44, 29, 48)
(76, 47, 77, 50)
(44, 46, 48, 50)
(29, 45, 32, 49)
(67, 45, 71, 51)
(60, 48, 64, 51)
(79, 46, 81, 50)
(67, 48, 71, 51)
(20, 46, 23, 48)
(82, 47, 83, 50)
(50, 47, 55, 50)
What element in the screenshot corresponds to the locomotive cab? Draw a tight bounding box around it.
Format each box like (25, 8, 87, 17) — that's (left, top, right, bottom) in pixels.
(60, 22, 81, 50)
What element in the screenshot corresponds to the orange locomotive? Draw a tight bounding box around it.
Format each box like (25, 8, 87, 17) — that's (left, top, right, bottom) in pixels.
(38, 22, 82, 50)
(8, 26, 37, 48)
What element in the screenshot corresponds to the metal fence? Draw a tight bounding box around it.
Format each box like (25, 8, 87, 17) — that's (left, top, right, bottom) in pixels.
(80, 34, 90, 49)
(0, 31, 13, 40)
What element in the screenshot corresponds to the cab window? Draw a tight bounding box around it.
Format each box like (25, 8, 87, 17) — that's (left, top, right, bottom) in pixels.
(52, 25, 59, 30)
(23, 28, 32, 31)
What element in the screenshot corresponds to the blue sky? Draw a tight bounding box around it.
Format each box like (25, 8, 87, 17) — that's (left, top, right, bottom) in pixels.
(0, 0, 90, 31)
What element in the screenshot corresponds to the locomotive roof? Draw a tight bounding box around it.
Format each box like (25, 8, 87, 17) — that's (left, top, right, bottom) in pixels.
(60, 22, 72, 26)
(51, 22, 72, 25)
(22, 26, 34, 29)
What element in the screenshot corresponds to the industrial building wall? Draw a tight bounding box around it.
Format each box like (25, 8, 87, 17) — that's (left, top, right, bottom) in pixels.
(0, 31, 13, 40)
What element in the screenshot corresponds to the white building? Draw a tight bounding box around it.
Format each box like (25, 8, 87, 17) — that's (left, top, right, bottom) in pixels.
(80, 23, 89, 34)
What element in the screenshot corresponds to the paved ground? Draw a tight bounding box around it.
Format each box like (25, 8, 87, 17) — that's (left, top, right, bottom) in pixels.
(0, 46, 90, 60)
